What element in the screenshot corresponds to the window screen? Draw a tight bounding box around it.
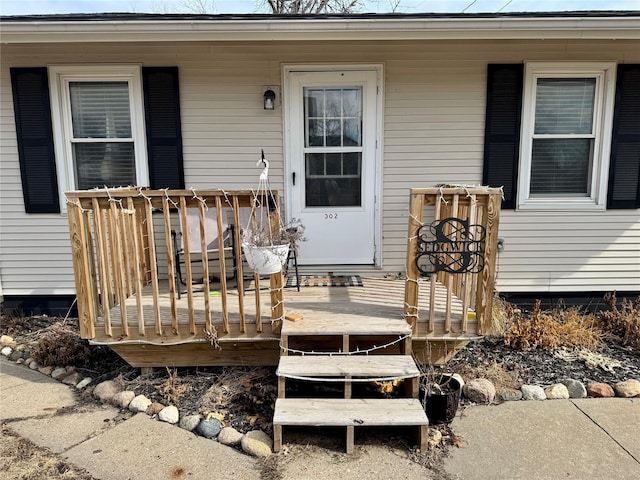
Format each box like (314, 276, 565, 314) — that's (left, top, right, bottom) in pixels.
(69, 81, 135, 189)
(530, 78, 596, 196)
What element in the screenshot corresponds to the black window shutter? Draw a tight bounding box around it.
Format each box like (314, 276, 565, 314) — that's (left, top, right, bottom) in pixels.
(608, 64, 640, 209)
(10, 67, 60, 214)
(142, 67, 185, 189)
(482, 64, 524, 209)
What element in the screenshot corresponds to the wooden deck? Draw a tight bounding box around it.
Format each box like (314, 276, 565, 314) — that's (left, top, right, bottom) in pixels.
(96, 276, 476, 366)
(96, 276, 476, 340)
(67, 187, 501, 368)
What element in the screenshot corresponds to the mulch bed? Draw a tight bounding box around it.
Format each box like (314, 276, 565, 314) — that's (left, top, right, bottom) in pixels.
(447, 335, 640, 389)
(2, 312, 638, 436)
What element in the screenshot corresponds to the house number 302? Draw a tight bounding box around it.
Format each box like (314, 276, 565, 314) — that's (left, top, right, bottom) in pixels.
(324, 213, 338, 219)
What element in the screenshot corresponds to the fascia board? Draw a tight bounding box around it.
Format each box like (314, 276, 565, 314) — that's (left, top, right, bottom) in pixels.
(1, 17, 640, 43)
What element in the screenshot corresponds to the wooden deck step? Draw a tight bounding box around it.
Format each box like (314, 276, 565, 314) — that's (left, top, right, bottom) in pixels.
(276, 355, 420, 380)
(281, 317, 412, 337)
(274, 398, 428, 426)
(273, 398, 428, 453)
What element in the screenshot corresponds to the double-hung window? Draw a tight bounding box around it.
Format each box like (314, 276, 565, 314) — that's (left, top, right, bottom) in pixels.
(49, 65, 148, 203)
(517, 62, 616, 210)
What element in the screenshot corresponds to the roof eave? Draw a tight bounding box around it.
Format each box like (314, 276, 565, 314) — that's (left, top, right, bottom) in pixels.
(2, 17, 639, 43)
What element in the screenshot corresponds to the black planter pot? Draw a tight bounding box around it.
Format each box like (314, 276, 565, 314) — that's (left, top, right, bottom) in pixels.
(421, 375, 461, 424)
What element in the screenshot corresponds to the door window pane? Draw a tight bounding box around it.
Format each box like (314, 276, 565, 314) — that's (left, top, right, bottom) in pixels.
(304, 87, 362, 148)
(305, 152, 362, 207)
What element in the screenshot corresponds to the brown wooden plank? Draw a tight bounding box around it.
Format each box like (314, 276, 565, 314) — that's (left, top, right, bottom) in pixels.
(162, 196, 179, 334)
(106, 207, 122, 307)
(86, 211, 100, 320)
(276, 355, 420, 378)
(404, 190, 424, 332)
(254, 273, 262, 332)
(273, 398, 428, 427)
(232, 196, 246, 330)
(444, 194, 459, 334)
(109, 200, 129, 335)
(346, 426, 354, 454)
(215, 197, 230, 334)
(109, 340, 281, 367)
(476, 191, 502, 335)
(118, 207, 132, 298)
(270, 272, 283, 334)
(127, 198, 146, 336)
(281, 314, 411, 337)
(179, 197, 196, 333)
(429, 193, 443, 332)
(66, 202, 96, 339)
(134, 203, 149, 285)
(273, 425, 283, 452)
(144, 198, 162, 335)
(461, 195, 478, 334)
(197, 200, 212, 332)
(91, 199, 112, 337)
(119, 206, 133, 334)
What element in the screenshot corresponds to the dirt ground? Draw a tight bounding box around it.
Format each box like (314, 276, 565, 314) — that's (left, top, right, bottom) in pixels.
(0, 426, 96, 480)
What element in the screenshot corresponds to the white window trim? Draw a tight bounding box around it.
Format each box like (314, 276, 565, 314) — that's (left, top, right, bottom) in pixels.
(48, 64, 148, 213)
(517, 61, 617, 211)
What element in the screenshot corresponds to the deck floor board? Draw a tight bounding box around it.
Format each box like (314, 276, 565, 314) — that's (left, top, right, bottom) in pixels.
(97, 277, 474, 342)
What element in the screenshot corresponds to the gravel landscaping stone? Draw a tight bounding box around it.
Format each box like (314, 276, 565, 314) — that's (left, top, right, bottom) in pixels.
(496, 388, 523, 402)
(61, 372, 81, 386)
(196, 418, 222, 439)
(614, 379, 640, 398)
(463, 378, 496, 404)
(241, 430, 273, 457)
(75, 377, 92, 389)
(93, 380, 121, 402)
(521, 385, 546, 401)
(560, 379, 587, 399)
(146, 402, 165, 415)
(158, 405, 179, 424)
(179, 414, 202, 432)
(112, 391, 135, 408)
(51, 367, 68, 380)
(544, 383, 570, 399)
(586, 383, 615, 398)
(218, 426, 244, 446)
(129, 394, 152, 413)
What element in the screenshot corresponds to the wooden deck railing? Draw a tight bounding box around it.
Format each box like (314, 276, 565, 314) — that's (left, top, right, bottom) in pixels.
(404, 187, 502, 336)
(66, 188, 284, 340)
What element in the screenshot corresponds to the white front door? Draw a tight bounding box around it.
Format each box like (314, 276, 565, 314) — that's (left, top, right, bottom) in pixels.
(285, 68, 381, 265)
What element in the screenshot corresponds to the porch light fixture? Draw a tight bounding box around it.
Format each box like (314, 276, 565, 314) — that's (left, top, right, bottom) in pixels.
(263, 88, 276, 110)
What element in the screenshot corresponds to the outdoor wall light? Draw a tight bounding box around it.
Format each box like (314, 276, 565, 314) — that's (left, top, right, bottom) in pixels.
(263, 88, 276, 110)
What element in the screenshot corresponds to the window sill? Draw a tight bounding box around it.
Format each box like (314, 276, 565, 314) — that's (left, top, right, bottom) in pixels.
(517, 198, 606, 212)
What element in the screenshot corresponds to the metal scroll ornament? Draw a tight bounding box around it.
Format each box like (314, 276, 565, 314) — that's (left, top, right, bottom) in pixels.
(416, 217, 486, 275)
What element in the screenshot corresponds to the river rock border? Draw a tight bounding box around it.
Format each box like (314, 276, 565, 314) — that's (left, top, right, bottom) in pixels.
(3, 334, 639, 451)
(460, 374, 640, 404)
(0, 335, 272, 458)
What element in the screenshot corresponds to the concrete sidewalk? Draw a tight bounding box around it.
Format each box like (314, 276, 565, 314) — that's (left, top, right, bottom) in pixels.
(1, 358, 262, 480)
(2, 356, 639, 480)
(446, 397, 640, 480)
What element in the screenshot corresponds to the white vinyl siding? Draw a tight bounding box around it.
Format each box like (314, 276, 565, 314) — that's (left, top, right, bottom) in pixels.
(1, 39, 639, 296)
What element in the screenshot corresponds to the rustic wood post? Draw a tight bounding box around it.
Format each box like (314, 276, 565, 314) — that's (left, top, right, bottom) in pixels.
(475, 191, 502, 335)
(404, 190, 424, 333)
(67, 200, 96, 339)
